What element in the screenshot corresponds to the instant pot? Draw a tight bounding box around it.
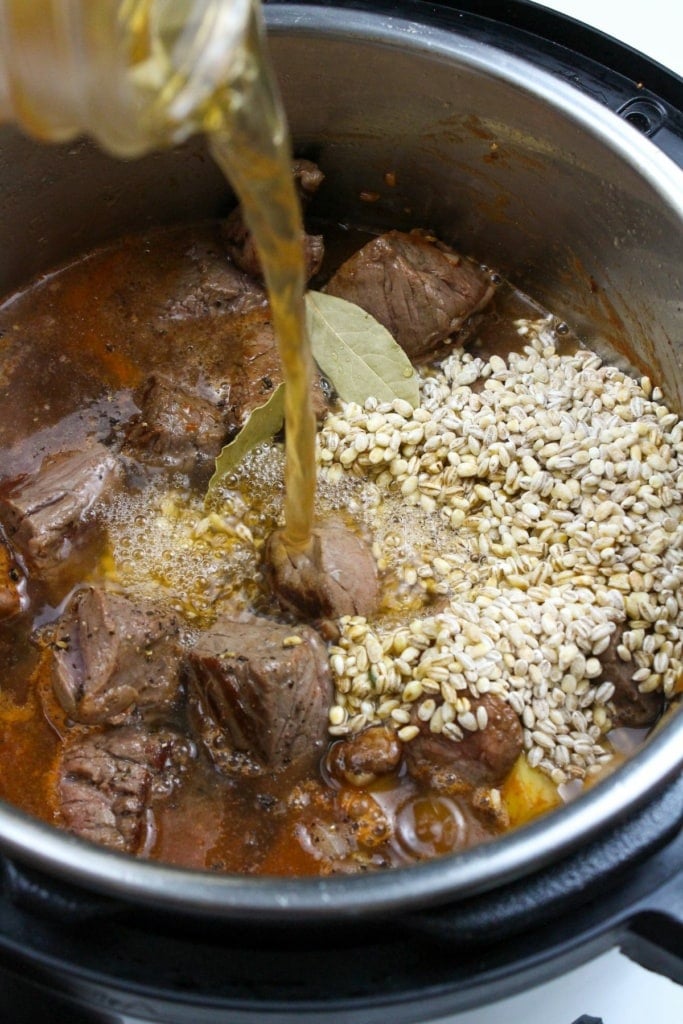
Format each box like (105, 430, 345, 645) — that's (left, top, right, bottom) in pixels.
(0, 1, 681, 1020)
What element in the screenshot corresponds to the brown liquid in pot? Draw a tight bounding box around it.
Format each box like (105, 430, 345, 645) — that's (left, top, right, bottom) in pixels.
(0, 0, 679, 882)
(0, 222, 514, 873)
(0, 214, 678, 873)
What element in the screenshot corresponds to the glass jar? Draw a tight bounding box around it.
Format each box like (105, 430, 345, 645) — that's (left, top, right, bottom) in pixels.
(0, 0, 253, 157)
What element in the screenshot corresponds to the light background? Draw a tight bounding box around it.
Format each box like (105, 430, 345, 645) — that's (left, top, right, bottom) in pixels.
(539, 0, 682, 76)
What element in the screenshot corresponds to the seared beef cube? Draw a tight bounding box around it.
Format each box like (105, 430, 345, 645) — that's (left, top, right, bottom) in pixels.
(222, 159, 325, 282)
(0, 443, 120, 587)
(58, 725, 192, 853)
(185, 617, 332, 777)
(222, 311, 285, 428)
(163, 237, 267, 320)
(327, 725, 402, 787)
(406, 694, 523, 789)
(124, 375, 227, 478)
(223, 214, 324, 284)
(325, 229, 496, 359)
(224, 311, 330, 429)
(598, 628, 665, 728)
(128, 315, 328, 475)
(0, 533, 27, 620)
(264, 522, 379, 623)
(48, 586, 183, 725)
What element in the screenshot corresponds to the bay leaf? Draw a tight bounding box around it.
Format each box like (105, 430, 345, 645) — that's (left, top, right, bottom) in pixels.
(306, 290, 420, 408)
(206, 383, 285, 498)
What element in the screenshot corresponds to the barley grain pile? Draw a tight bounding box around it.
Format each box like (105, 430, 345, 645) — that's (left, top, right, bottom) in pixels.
(318, 317, 683, 785)
(106, 315, 683, 788)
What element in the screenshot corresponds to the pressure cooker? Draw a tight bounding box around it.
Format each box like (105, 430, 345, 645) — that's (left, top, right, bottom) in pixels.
(0, 1, 681, 1020)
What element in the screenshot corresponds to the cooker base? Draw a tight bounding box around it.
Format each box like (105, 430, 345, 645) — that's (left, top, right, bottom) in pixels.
(0, 779, 681, 1024)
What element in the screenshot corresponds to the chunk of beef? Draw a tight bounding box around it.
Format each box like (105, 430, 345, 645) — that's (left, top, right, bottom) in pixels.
(123, 374, 228, 481)
(47, 586, 183, 725)
(226, 311, 282, 425)
(223, 215, 324, 285)
(58, 221, 328, 444)
(325, 229, 496, 359)
(0, 443, 120, 589)
(222, 311, 330, 429)
(0, 532, 27, 620)
(405, 694, 523, 789)
(598, 628, 665, 728)
(264, 522, 379, 623)
(327, 725, 402, 787)
(222, 159, 325, 282)
(57, 725, 193, 853)
(163, 236, 267, 320)
(154, 307, 328, 440)
(185, 616, 332, 777)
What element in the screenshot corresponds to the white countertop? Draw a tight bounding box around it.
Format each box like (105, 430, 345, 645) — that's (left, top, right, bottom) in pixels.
(434, 948, 683, 1024)
(538, 0, 683, 78)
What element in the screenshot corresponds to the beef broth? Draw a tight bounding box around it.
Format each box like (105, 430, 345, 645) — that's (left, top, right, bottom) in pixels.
(0, 211, 679, 877)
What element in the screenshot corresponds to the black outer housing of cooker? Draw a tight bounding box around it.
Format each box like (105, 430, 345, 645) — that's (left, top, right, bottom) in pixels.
(0, 779, 681, 1022)
(0, 1, 682, 1020)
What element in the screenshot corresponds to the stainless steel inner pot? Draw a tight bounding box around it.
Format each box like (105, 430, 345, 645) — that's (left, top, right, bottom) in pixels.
(0, 1, 681, 921)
